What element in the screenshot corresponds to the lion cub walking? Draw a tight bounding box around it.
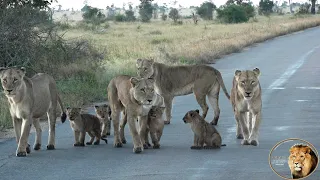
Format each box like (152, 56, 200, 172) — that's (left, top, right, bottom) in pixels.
(66, 108, 108, 146)
(145, 106, 165, 149)
(183, 109, 226, 149)
(94, 104, 112, 137)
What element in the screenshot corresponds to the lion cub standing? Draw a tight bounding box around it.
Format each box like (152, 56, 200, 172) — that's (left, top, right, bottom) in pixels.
(66, 107, 108, 146)
(94, 104, 112, 138)
(145, 106, 165, 149)
(183, 109, 226, 149)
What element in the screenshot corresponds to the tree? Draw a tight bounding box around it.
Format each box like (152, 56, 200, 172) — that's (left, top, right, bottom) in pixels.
(196, 1, 216, 20)
(125, 3, 136, 21)
(0, 0, 55, 9)
(169, 8, 179, 22)
(139, 0, 154, 22)
(259, 0, 274, 16)
(310, 0, 317, 14)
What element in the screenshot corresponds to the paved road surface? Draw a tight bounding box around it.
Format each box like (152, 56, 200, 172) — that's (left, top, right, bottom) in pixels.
(1, 27, 320, 180)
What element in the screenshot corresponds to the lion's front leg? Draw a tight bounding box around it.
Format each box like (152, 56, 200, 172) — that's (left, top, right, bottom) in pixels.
(12, 116, 22, 144)
(16, 117, 33, 157)
(32, 119, 42, 150)
(112, 110, 123, 147)
(138, 115, 149, 149)
(234, 113, 243, 139)
(47, 109, 57, 150)
(127, 113, 143, 153)
(249, 111, 261, 146)
(237, 112, 250, 145)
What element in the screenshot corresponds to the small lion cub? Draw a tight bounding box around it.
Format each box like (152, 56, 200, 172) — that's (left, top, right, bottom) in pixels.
(146, 106, 165, 149)
(66, 107, 108, 146)
(183, 109, 226, 149)
(94, 104, 112, 138)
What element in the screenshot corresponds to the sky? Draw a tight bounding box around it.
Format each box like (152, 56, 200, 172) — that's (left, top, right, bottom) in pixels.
(50, 0, 308, 11)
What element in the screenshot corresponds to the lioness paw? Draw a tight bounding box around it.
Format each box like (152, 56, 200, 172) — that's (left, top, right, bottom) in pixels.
(114, 142, 123, 148)
(16, 151, 27, 157)
(164, 120, 170, 125)
(74, 142, 85, 147)
(33, 143, 41, 150)
(133, 147, 143, 154)
(47, 144, 55, 150)
(153, 144, 160, 149)
(241, 139, 250, 145)
(250, 140, 258, 146)
(121, 139, 127, 144)
(143, 143, 149, 149)
(26, 144, 31, 154)
(236, 134, 244, 139)
(86, 142, 93, 145)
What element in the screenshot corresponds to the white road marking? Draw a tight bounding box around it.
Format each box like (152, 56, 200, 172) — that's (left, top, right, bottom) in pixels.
(296, 87, 320, 90)
(270, 87, 285, 89)
(294, 100, 310, 102)
(274, 126, 290, 131)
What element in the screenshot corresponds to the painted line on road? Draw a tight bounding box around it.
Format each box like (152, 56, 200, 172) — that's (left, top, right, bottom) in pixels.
(295, 100, 310, 102)
(296, 86, 320, 90)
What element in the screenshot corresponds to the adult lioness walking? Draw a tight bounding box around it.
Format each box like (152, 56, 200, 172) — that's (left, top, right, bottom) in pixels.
(108, 75, 157, 153)
(136, 59, 230, 125)
(0, 67, 67, 157)
(230, 68, 262, 146)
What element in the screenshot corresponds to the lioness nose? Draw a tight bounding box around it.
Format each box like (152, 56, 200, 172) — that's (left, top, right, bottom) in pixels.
(245, 92, 251, 95)
(147, 99, 152, 103)
(6, 89, 12, 93)
(295, 163, 298, 165)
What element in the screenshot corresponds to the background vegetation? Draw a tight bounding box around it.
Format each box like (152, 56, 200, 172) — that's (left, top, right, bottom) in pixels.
(1, 0, 320, 128)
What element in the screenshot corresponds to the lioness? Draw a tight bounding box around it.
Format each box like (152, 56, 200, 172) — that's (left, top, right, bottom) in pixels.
(230, 68, 261, 146)
(288, 144, 318, 179)
(136, 59, 230, 125)
(108, 75, 157, 153)
(94, 104, 112, 137)
(66, 107, 108, 146)
(145, 106, 165, 149)
(183, 109, 226, 149)
(0, 67, 66, 157)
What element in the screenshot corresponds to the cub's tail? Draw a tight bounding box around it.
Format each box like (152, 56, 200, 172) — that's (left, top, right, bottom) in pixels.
(101, 137, 108, 144)
(221, 144, 226, 146)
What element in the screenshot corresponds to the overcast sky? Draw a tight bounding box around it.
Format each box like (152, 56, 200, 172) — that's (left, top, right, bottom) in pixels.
(50, 0, 308, 10)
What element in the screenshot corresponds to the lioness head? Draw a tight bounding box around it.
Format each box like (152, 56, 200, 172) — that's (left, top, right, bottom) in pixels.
(289, 144, 314, 172)
(66, 107, 81, 121)
(0, 67, 26, 97)
(130, 77, 156, 105)
(149, 106, 165, 119)
(182, 109, 200, 123)
(234, 68, 260, 100)
(94, 104, 111, 119)
(136, 59, 154, 78)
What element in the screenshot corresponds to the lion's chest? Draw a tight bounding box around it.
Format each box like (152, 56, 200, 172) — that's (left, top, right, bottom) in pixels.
(70, 120, 84, 131)
(9, 101, 30, 119)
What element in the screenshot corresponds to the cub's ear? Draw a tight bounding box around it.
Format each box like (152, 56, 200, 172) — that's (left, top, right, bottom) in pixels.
(66, 107, 71, 112)
(17, 67, 26, 77)
(253, 68, 260, 77)
(103, 104, 109, 107)
(195, 109, 200, 114)
(235, 70, 241, 76)
(0, 67, 6, 77)
(130, 77, 139, 87)
(94, 105, 99, 109)
(136, 59, 143, 67)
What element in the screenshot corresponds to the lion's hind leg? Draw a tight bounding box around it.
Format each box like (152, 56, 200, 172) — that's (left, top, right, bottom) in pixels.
(33, 119, 42, 150)
(86, 132, 95, 145)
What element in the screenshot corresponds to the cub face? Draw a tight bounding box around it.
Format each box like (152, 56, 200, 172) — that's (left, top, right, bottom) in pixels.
(66, 107, 81, 121)
(234, 68, 260, 100)
(149, 106, 165, 119)
(130, 77, 156, 105)
(136, 59, 154, 78)
(182, 109, 200, 124)
(94, 104, 111, 119)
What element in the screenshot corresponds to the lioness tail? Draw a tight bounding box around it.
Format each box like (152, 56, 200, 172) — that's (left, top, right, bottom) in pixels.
(57, 94, 67, 123)
(101, 137, 108, 144)
(214, 69, 230, 100)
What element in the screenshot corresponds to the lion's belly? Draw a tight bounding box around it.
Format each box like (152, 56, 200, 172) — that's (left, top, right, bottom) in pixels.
(173, 83, 194, 96)
(32, 85, 51, 118)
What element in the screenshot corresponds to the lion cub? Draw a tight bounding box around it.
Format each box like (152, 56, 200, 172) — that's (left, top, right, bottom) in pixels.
(66, 107, 108, 146)
(145, 106, 165, 149)
(183, 109, 226, 149)
(94, 104, 112, 138)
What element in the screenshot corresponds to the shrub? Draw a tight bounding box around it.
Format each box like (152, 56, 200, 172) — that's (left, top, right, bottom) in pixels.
(169, 8, 179, 22)
(82, 6, 106, 25)
(139, 0, 153, 22)
(297, 3, 311, 14)
(125, 10, 136, 21)
(196, 1, 216, 20)
(259, 0, 274, 16)
(161, 13, 168, 21)
(115, 14, 126, 22)
(217, 4, 250, 23)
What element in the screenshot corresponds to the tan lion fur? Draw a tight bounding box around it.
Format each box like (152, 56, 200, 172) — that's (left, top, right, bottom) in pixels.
(66, 107, 108, 146)
(0, 67, 66, 157)
(230, 68, 262, 146)
(183, 109, 226, 149)
(288, 144, 318, 179)
(136, 58, 230, 125)
(145, 106, 165, 149)
(107, 75, 157, 153)
(94, 104, 112, 137)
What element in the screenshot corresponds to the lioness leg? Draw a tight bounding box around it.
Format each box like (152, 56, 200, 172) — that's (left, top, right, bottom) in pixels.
(16, 117, 33, 157)
(33, 119, 42, 150)
(112, 109, 123, 147)
(106, 118, 111, 136)
(86, 132, 95, 145)
(138, 115, 149, 149)
(46, 108, 57, 150)
(249, 112, 261, 146)
(234, 113, 243, 139)
(237, 112, 250, 145)
(12, 116, 22, 144)
(163, 96, 173, 124)
(119, 111, 127, 144)
(127, 112, 143, 153)
(194, 93, 209, 120)
(208, 85, 220, 125)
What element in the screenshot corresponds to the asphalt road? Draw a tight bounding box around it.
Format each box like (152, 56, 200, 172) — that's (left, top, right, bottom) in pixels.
(1, 27, 320, 180)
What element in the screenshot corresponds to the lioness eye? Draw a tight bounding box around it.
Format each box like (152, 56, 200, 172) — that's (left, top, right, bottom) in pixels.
(144, 68, 147, 71)
(241, 81, 245, 84)
(13, 78, 18, 82)
(3, 79, 7, 83)
(300, 156, 303, 158)
(141, 88, 145, 92)
(251, 81, 255, 84)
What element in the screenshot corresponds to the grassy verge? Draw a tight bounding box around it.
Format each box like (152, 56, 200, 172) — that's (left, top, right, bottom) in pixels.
(1, 15, 320, 129)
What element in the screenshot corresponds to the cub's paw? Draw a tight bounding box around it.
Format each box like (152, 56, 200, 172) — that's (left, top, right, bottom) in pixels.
(73, 142, 85, 147)
(164, 120, 170, 125)
(190, 146, 202, 150)
(34, 143, 41, 150)
(93, 141, 100, 145)
(114, 142, 123, 148)
(236, 134, 244, 139)
(121, 139, 127, 144)
(16, 151, 27, 157)
(250, 140, 259, 146)
(143, 143, 149, 149)
(86, 142, 93, 145)
(210, 121, 217, 126)
(47, 144, 55, 150)
(147, 142, 152, 147)
(153, 144, 160, 149)
(241, 139, 250, 145)
(26, 144, 31, 154)
(133, 147, 143, 154)
(204, 146, 215, 149)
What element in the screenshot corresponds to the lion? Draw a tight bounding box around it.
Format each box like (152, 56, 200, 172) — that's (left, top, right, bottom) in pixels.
(66, 107, 108, 146)
(288, 144, 318, 179)
(0, 67, 67, 157)
(94, 104, 112, 137)
(183, 109, 226, 149)
(136, 58, 230, 125)
(107, 75, 157, 153)
(145, 106, 165, 149)
(230, 68, 262, 146)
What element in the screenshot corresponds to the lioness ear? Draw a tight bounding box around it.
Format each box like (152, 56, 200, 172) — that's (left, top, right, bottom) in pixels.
(0, 67, 6, 77)
(195, 109, 200, 114)
(94, 105, 99, 109)
(136, 59, 142, 67)
(18, 67, 26, 77)
(253, 68, 260, 77)
(130, 77, 139, 87)
(235, 70, 241, 76)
